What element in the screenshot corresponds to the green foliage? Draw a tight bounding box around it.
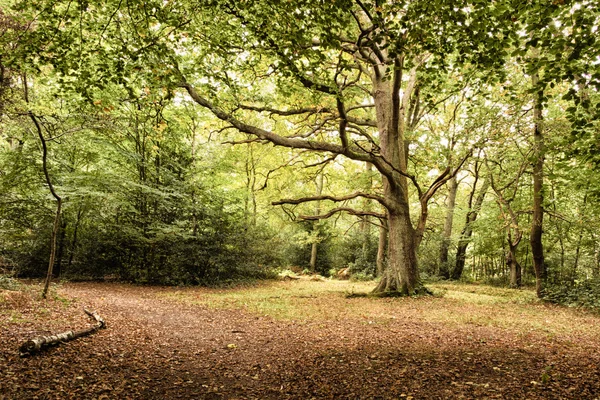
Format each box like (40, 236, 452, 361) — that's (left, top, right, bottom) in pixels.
(287, 228, 334, 277)
(0, 274, 22, 291)
(543, 280, 600, 312)
(3, 0, 600, 294)
(349, 271, 375, 282)
(330, 229, 379, 278)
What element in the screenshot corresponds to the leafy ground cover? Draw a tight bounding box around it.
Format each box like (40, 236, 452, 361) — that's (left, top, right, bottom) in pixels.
(1, 279, 599, 399)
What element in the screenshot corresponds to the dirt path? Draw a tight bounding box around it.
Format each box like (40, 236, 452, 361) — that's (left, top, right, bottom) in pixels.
(1, 282, 600, 399)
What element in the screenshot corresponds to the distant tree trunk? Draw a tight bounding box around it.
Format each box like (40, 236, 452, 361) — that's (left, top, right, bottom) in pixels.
(309, 172, 324, 272)
(530, 72, 546, 297)
(244, 143, 258, 226)
(494, 196, 523, 289)
(452, 176, 489, 280)
(439, 176, 458, 279)
(376, 218, 388, 277)
(361, 163, 373, 266)
(67, 203, 85, 271)
(571, 191, 588, 283)
(53, 219, 67, 278)
(507, 238, 522, 288)
(30, 112, 62, 299)
(594, 235, 600, 279)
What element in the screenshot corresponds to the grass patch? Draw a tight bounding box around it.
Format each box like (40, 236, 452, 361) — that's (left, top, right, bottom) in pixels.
(429, 282, 538, 305)
(159, 278, 377, 321)
(157, 278, 600, 341)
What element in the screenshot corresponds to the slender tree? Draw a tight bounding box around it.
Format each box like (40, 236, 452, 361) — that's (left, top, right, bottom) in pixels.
(29, 112, 62, 299)
(452, 165, 489, 281)
(530, 71, 546, 296)
(438, 176, 458, 279)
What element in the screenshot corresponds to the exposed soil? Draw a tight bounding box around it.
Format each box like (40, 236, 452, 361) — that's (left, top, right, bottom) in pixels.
(1, 282, 600, 399)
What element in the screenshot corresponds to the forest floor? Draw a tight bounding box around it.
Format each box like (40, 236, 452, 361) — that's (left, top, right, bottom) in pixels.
(1, 278, 600, 399)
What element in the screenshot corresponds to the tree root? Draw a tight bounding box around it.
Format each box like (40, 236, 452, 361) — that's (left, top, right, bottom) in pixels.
(346, 286, 434, 298)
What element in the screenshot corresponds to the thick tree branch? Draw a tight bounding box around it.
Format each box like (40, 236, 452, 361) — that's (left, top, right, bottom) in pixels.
(273, 191, 389, 209)
(178, 81, 395, 181)
(337, 97, 350, 150)
(299, 207, 385, 221)
(238, 104, 330, 116)
(237, 104, 376, 127)
(413, 149, 471, 249)
(346, 116, 378, 127)
(221, 138, 266, 145)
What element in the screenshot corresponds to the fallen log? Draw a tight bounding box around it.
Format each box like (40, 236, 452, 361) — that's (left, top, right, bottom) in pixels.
(19, 308, 105, 356)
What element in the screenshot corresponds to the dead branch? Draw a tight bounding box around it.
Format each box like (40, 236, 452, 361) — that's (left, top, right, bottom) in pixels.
(19, 309, 106, 356)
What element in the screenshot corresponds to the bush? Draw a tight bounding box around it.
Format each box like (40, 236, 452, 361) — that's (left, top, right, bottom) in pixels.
(543, 279, 600, 311)
(0, 274, 22, 291)
(349, 271, 375, 282)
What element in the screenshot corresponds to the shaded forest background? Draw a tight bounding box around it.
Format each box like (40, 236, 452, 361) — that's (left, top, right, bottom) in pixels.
(0, 0, 599, 306)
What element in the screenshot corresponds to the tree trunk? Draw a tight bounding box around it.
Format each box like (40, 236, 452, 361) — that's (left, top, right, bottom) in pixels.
(507, 242, 522, 288)
(309, 172, 324, 272)
(376, 218, 387, 277)
(452, 178, 489, 280)
(594, 235, 600, 279)
(373, 210, 420, 295)
(53, 219, 67, 278)
(29, 112, 62, 299)
(361, 163, 373, 266)
(370, 70, 421, 295)
(530, 72, 546, 297)
(572, 191, 588, 283)
(67, 204, 85, 270)
(438, 176, 458, 279)
(244, 143, 258, 226)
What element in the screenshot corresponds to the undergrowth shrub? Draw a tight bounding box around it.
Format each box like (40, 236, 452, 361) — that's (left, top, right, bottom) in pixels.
(0, 274, 22, 291)
(543, 279, 600, 311)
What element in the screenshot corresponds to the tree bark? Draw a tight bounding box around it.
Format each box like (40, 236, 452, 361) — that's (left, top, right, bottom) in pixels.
(439, 176, 458, 279)
(360, 163, 373, 266)
(244, 143, 258, 226)
(594, 234, 600, 279)
(309, 172, 324, 272)
(507, 240, 522, 288)
(53, 219, 67, 278)
(452, 178, 489, 280)
(67, 204, 85, 270)
(493, 193, 523, 288)
(530, 72, 546, 297)
(19, 309, 105, 356)
(370, 69, 421, 295)
(571, 191, 588, 283)
(373, 210, 420, 294)
(376, 218, 388, 277)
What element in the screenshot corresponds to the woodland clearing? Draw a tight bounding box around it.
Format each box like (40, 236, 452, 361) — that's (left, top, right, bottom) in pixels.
(1, 279, 599, 399)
